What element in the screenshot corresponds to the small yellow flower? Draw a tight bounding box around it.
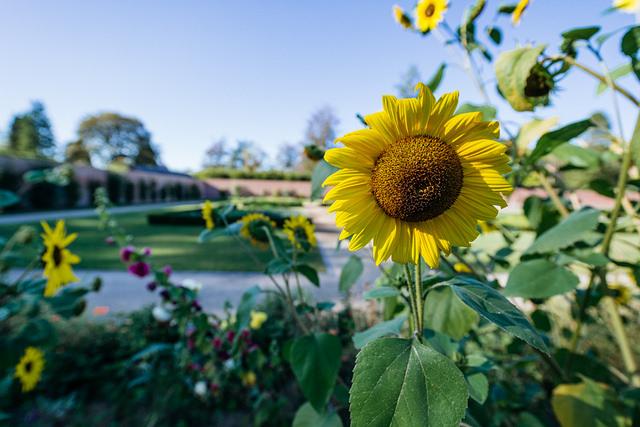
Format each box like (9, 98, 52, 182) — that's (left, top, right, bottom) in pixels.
(250, 310, 268, 329)
(415, 0, 447, 33)
(239, 213, 277, 247)
(610, 283, 632, 305)
(453, 262, 472, 274)
(241, 371, 257, 387)
(41, 220, 80, 297)
(614, 0, 640, 13)
(202, 200, 215, 230)
(15, 347, 45, 392)
(284, 215, 317, 251)
(512, 0, 529, 26)
(393, 5, 413, 29)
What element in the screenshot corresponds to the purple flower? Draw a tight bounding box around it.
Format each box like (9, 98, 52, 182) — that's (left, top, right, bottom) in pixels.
(128, 261, 150, 278)
(192, 300, 202, 311)
(105, 236, 115, 246)
(143, 247, 152, 256)
(226, 330, 235, 342)
(120, 246, 135, 262)
(159, 289, 170, 301)
(162, 265, 173, 277)
(146, 282, 157, 292)
(212, 337, 222, 350)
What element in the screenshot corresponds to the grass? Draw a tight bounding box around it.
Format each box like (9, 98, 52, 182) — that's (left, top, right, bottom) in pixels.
(0, 202, 324, 272)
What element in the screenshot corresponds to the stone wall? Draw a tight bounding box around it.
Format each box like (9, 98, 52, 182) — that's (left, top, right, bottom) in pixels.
(204, 178, 311, 197)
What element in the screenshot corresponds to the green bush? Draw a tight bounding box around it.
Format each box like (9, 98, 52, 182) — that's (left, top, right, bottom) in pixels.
(147, 205, 289, 228)
(195, 167, 311, 181)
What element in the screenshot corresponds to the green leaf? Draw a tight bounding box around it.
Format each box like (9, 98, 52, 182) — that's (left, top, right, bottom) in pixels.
(495, 44, 549, 112)
(363, 286, 400, 300)
(465, 372, 489, 404)
(129, 343, 173, 363)
(462, 0, 486, 28)
(427, 63, 447, 93)
(294, 264, 320, 287)
(339, 255, 363, 294)
(497, 4, 517, 14)
(528, 119, 594, 164)
(350, 338, 468, 427)
(552, 378, 628, 427)
(487, 26, 502, 45)
(0, 190, 19, 209)
(621, 26, 640, 57)
(505, 259, 580, 298)
(552, 144, 600, 169)
(524, 208, 600, 255)
(596, 63, 632, 94)
(311, 160, 338, 200)
(198, 222, 241, 242)
(48, 287, 89, 318)
(561, 26, 600, 42)
(291, 333, 342, 412)
(515, 117, 559, 155)
(352, 316, 407, 349)
(293, 403, 343, 427)
(455, 103, 497, 121)
(235, 286, 260, 331)
(424, 286, 479, 340)
(448, 278, 548, 353)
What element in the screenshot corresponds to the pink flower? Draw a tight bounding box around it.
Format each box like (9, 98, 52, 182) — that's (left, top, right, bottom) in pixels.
(120, 246, 135, 262)
(212, 337, 222, 350)
(226, 330, 235, 342)
(128, 261, 150, 278)
(143, 247, 152, 256)
(162, 265, 173, 277)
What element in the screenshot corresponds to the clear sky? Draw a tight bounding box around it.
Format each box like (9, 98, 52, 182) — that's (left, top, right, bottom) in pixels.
(0, 1, 637, 171)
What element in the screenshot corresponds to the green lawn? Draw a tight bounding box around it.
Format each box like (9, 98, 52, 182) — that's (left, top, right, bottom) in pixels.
(0, 203, 324, 272)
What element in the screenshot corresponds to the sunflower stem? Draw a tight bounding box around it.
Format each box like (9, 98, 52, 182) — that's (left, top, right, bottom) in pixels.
(404, 264, 419, 337)
(414, 261, 424, 338)
(534, 170, 569, 218)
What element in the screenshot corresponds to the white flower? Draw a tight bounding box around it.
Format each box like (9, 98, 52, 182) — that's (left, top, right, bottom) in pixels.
(223, 359, 235, 371)
(152, 305, 172, 322)
(181, 278, 203, 292)
(194, 381, 207, 397)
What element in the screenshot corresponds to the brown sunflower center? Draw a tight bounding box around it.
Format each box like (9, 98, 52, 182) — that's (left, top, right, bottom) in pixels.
(425, 3, 436, 17)
(25, 361, 33, 373)
(52, 245, 63, 266)
(370, 135, 463, 222)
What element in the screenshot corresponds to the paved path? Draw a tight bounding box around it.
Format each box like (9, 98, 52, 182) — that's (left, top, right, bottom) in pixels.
(7, 203, 381, 315)
(0, 201, 201, 225)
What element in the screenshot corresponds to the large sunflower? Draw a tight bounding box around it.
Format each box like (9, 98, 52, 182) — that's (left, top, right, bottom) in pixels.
(41, 220, 80, 297)
(15, 346, 45, 392)
(415, 0, 447, 33)
(323, 83, 511, 268)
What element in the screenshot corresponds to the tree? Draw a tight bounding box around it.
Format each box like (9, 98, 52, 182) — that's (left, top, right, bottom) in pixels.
(276, 142, 300, 170)
(395, 65, 422, 98)
(77, 112, 159, 166)
(228, 140, 266, 172)
(204, 138, 228, 167)
(303, 106, 339, 150)
(7, 101, 55, 157)
(64, 140, 92, 165)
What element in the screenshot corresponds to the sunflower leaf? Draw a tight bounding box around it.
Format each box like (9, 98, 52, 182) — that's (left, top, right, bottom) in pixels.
(505, 259, 580, 298)
(427, 63, 447, 93)
(527, 119, 594, 164)
(524, 208, 600, 255)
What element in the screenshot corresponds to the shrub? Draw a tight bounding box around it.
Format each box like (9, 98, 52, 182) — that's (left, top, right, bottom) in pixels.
(195, 167, 311, 181)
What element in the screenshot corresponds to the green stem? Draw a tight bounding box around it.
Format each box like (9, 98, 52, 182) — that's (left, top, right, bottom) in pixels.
(535, 171, 569, 218)
(414, 262, 424, 338)
(404, 264, 418, 336)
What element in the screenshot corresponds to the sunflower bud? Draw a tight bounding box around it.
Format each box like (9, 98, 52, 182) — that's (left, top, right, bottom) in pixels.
(524, 63, 554, 98)
(304, 144, 325, 161)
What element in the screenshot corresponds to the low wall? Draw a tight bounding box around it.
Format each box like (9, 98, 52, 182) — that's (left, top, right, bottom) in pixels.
(204, 178, 311, 197)
(0, 155, 220, 210)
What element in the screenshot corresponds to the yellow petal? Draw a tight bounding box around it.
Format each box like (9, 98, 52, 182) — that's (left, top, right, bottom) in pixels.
(336, 128, 386, 155)
(364, 111, 399, 145)
(427, 91, 459, 137)
(325, 147, 375, 172)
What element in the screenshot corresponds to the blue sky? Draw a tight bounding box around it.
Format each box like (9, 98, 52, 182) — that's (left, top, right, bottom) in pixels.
(0, 1, 637, 171)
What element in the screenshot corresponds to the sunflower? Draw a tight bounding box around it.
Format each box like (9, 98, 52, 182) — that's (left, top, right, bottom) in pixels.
(41, 220, 80, 297)
(250, 310, 268, 329)
(393, 5, 412, 29)
(614, 0, 640, 12)
(202, 200, 215, 230)
(323, 83, 511, 268)
(415, 0, 447, 33)
(15, 347, 45, 392)
(239, 213, 277, 247)
(284, 215, 317, 251)
(511, 0, 529, 26)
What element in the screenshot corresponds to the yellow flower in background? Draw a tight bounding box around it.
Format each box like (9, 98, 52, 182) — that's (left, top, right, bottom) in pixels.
(323, 83, 511, 268)
(610, 283, 632, 305)
(284, 215, 317, 251)
(415, 0, 447, 33)
(241, 371, 257, 387)
(41, 220, 80, 297)
(393, 5, 413, 29)
(202, 200, 214, 230)
(614, 0, 640, 12)
(250, 310, 268, 329)
(15, 347, 45, 392)
(453, 262, 472, 273)
(512, 0, 529, 26)
(239, 213, 277, 247)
